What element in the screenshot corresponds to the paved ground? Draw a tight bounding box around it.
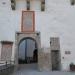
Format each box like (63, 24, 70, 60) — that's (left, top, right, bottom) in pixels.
(12, 71, 75, 75)
(0, 64, 14, 75)
(11, 64, 75, 75)
(1, 64, 75, 75)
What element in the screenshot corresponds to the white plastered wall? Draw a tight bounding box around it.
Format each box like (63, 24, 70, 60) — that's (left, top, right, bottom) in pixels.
(0, 0, 75, 71)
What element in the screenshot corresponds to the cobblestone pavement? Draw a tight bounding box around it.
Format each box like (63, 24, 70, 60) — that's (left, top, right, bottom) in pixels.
(11, 64, 75, 75)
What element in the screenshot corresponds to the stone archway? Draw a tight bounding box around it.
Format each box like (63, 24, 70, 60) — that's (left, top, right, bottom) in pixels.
(15, 32, 41, 69)
(18, 37, 38, 64)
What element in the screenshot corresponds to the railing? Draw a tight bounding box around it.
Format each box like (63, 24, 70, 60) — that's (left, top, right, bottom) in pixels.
(0, 60, 15, 71)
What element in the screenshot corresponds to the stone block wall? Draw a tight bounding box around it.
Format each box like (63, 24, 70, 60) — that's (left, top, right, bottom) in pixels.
(38, 49, 52, 71)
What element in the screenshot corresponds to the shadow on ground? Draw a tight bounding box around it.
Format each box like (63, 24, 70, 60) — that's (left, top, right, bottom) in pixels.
(0, 65, 14, 75)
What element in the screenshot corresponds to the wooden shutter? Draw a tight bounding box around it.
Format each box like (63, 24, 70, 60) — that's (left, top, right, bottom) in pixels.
(1, 41, 13, 61)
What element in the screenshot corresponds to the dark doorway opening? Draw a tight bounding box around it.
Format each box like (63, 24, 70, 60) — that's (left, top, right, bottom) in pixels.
(18, 37, 38, 64)
(51, 50, 61, 71)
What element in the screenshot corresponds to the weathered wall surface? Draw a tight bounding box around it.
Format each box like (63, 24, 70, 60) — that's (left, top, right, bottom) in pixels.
(0, 0, 75, 71)
(38, 48, 51, 71)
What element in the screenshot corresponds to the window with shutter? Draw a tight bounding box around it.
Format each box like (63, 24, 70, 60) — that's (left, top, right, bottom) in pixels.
(71, 0, 75, 5)
(1, 41, 13, 61)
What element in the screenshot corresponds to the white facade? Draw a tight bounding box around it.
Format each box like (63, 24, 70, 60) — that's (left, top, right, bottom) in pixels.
(0, 0, 75, 71)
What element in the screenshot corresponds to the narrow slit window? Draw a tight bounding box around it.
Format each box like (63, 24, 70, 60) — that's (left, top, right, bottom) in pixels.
(26, 0, 30, 10)
(11, 0, 16, 10)
(41, 0, 45, 11)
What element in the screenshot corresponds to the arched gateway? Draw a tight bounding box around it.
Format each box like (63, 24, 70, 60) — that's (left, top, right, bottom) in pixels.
(14, 11, 52, 71)
(15, 32, 41, 70)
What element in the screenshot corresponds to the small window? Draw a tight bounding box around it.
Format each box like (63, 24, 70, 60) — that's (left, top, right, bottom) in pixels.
(11, 0, 16, 10)
(50, 37, 60, 50)
(26, 0, 30, 10)
(41, 0, 45, 11)
(11, 0, 14, 3)
(65, 51, 71, 54)
(71, 0, 75, 5)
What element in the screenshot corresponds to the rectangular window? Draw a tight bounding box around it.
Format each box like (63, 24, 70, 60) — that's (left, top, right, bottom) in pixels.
(1, 41, 13, 61)
(50, 37, 60, 50)
(21, 11, 35, 32)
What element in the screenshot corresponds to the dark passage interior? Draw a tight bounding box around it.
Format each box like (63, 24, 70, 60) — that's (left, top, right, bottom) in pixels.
(51, 50, 61, 71)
